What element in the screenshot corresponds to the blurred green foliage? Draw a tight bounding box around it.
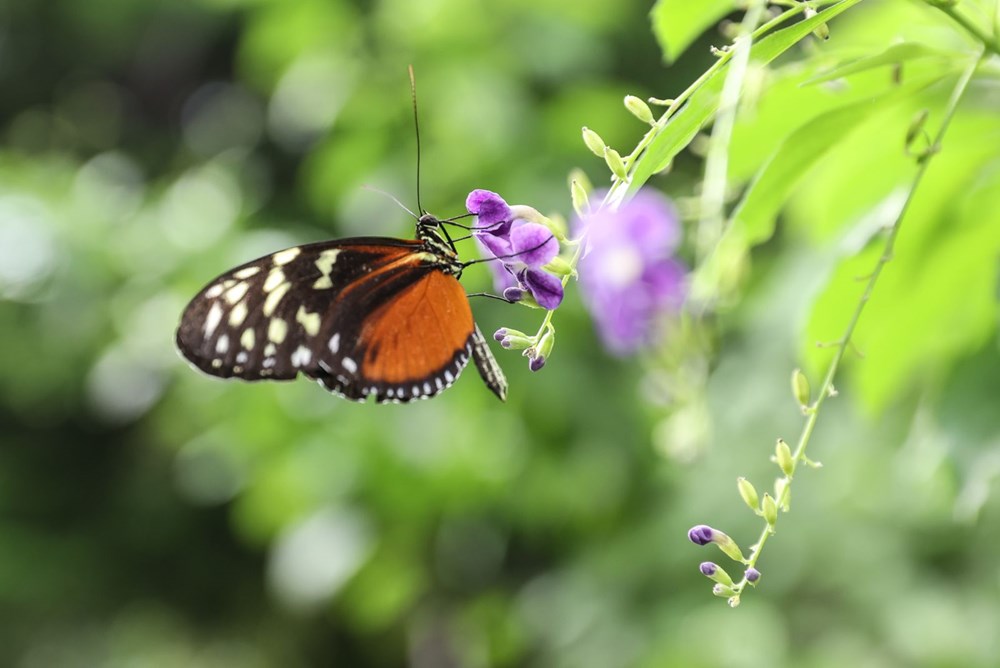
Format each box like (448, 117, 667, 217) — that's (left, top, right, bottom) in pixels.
(1, 0, 999, 666)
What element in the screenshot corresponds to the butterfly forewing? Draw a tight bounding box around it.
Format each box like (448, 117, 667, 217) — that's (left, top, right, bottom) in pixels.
(176, 237, 503, 403)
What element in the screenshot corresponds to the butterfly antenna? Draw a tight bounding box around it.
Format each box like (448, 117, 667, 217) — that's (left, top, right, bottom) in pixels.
(409, 64, 424, 215)
(360, 184, 418, 219)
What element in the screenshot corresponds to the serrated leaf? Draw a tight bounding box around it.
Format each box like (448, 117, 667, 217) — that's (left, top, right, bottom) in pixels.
(804, 42, 948, 85)
(731, 71, 946, 245)
(651, 0, 736, 64)
(629, 0, 868, 197)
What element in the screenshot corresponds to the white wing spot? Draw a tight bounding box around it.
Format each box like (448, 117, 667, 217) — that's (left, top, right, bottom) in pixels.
(211, 359, 222, 368)
(264, 342, 276, 357)
(240, 327, 256, 350)
(296, 305, 321, 337)
(313, 249, 341, 289)
(267, 318, 288, 344)
(224, 281, 249, 305)
(342, 357, 357, 374)
(291, 345, 312, 367)
(435, 377, 443, 391)
(229, 301, 248, 326)
(204, 283, 224, 298)
(263, 269, 285, 293)
(263, 357, 276, 369)
(412, 385, 421, 397)
(328, 333, 340, 354)
(273, 247, 301, 266)
(204, 303, 223, 338)
(236, 351, 248, 364)
(424, 382, 432, 395)
(444, 370, 455, 383)
(234, 266, 260, 279)
(262, 281, 290, 316)
(216, 334, 229, 354)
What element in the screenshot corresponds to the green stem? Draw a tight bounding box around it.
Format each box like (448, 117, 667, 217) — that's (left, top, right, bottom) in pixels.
(730, 49, 985, 604)
(928, 1, 1000, 56)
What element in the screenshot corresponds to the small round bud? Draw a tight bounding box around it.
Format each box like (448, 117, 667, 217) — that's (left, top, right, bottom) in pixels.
(604, 147, 628, 181)
(528, 354, 545, 372)
(624, 95, 654, 124)
(502, 287, 524, 303)
(737, 477, 759, 512)
(762, 493, 778, 526)
(581, 126, 607, 157)
(775, 438, 795, 477)
(699, 562, 734, 587)
(744, 567, 761, 584)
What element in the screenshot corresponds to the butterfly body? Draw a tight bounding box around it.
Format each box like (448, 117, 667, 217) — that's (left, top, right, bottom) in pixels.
(176, 216, 507, 403)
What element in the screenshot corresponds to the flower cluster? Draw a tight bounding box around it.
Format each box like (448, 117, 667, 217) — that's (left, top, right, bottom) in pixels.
(466, 189, 565, 372)
(466, 189, 564, 310)
(575, 188, 685, 356)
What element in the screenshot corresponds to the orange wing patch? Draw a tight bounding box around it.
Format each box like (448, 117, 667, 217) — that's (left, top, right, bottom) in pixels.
(359, 269, 474, 384)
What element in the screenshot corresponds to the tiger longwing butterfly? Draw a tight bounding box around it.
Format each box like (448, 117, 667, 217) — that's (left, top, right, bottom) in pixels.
(175, 213, 507, 403)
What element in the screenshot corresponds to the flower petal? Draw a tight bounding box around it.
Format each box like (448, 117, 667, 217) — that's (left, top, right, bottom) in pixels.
(510, 223, 559, 267)
(522, 268, 563, 310)
(466, 189, 512, 230)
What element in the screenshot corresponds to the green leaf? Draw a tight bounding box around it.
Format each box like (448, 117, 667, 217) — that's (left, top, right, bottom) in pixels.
(629, 0, 869, 197)
(731, 71, 946, 245)
(651, 0, 736, 64)
(804, 42, 948, 85)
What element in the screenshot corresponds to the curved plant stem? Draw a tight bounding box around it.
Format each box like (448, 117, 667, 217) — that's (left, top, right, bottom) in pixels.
(728, 48, 986, 606)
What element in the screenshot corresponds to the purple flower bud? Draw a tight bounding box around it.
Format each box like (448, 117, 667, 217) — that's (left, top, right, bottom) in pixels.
(699, 562, 718, 576)
(744, 567, 761, 583)
(529, 355, 545, 372)
(500, 337, 513, 349)
(688, 525, 716, 546)
(502, 287, 524, 303)
(493, 328, 507, 342)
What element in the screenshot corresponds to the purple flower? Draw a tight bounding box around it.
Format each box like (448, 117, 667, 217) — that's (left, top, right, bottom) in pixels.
(699, 562, 718, 576)
(576, 189, 685, 355)
(744, 567, 761, 583)
(466, 189, 563, 310)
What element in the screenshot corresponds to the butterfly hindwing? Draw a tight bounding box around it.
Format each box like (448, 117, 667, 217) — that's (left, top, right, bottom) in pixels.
(176, 237, 498, 403)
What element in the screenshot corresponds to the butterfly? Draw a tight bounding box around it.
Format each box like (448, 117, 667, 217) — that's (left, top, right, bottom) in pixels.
(175, 213, 507, 403)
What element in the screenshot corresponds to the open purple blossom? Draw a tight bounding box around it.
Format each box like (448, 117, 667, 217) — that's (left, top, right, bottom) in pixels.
(576, 188, 685, 355)
(466, 189, 563, 310)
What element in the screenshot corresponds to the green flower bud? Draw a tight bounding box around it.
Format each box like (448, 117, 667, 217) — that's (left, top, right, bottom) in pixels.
(775, 438, 794, 477)
(737, 477, 759, 513)
(699, 561, 734, 587)
(727, 595, 741, 608)
(604, 147, 628, 180)
(762, 493, 778, 526)
(543, 256, 573, 277)
(571, 179, 590, 217)
(804, 6, 830, 40)
(712, 583, 737, 598)
(648, 97, 675, 107)
(624, 95, 654, 124)
(906, 109, 930, 151)
(536, 327, 555, 361)
(791, 368, 810, 411)
(581, 126, 606, 157)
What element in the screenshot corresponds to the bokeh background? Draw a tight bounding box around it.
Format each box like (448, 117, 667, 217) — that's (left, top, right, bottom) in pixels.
(2, 0, 1000, 666)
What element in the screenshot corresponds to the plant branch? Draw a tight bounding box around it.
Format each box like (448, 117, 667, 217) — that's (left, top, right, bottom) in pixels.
(928, 1, 1000, 56)
(728, 48, 985, 605)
